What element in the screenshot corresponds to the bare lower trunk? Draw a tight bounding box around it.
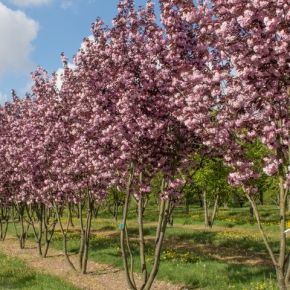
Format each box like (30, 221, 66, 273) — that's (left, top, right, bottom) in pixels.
(209, 195, 219, 228)
(54, 202, 77, 271)
(203, 190, 209, 227)
(42, 206, 57, 258)
(68, 202, 74, 228)
(19, 213, 27, 249)
(79, 201, 85, 271)
(185, 202, 190, 214)
(138, 197, 147, 288)
(0, 219, 8, 241)
(80, 195, 94, 274)
(26, 203, 44, 256)
(245, 170, 289, 290)
(121, 173, 175, 290)
(277, 173, 287, 290)
(120, 166, 137, 290)
(143, 199, 173, 290)
(203, 191, 219, 228)
(13, 204, 29, 249)
(276, 268, 287, 290)
(0, 207, 9, 241)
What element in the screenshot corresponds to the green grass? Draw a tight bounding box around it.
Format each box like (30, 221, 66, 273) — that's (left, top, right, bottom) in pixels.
(172, 205, 282, 231)
(47, 224, 279, 289)
(157, 260, 277, 290)
(5, 204, 286, 289)
(0, 252, 79, 290)
(165, 227, 280, 253)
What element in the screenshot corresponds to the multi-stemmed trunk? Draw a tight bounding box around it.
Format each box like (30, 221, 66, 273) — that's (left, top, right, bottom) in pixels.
(203, 190, 219, 228)
(54, 194, 95, 274)
(26, 203, 44, 256)
(42, 205, 57, 258)
(79, 192, 95, 274)
(54, 202, 77, 272)
(13, 203, 29, 249)
(120, 170, 174, 290)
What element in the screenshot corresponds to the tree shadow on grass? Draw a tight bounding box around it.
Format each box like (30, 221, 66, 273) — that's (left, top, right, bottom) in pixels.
(127, 226, 156, 236)
(166, 230, 279, 253)
(167, 230, 218, 244)
(98, 225, 116, 231)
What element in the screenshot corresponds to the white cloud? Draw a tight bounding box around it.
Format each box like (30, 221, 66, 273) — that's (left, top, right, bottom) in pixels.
(80, 35, 94, 50)
(55, 63, 76, 90)
(55, 68, 64, 90)
(0, 3, 39, 75)
(55, 34, 93, 90)
(60, 0, 73, 9)
(10, 0, 51, 7)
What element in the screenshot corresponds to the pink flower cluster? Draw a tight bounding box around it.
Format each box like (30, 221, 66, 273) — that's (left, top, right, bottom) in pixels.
(0, 0, 197, 206)
(211, 0, 289, 189)
(0, 0, 288, 204)
(159, 0, 289, 191)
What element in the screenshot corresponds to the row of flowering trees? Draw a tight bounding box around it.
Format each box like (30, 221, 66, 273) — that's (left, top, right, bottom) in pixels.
(0, 0, 289, 289)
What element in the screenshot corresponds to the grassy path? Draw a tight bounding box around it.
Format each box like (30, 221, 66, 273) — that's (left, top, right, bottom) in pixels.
(0, 236, 180, 290)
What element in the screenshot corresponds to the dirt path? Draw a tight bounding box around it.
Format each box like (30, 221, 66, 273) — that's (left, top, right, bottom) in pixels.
(0, 236, 181, 290)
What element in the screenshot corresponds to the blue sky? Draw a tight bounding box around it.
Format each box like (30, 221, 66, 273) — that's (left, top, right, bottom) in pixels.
(0, 0, 149, 103)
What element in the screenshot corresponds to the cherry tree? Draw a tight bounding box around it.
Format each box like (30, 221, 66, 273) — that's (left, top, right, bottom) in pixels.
(211, 2, 289, 289)
(0, 94, 35, 249)
(167, 0, 289, 288)
(56, 45, 120, 273)
(1, 1, 287, 289)
(73, 0, 197, 288)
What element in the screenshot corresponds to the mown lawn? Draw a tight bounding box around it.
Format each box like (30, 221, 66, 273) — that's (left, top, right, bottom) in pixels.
(6, 205, 287, 289)
(48, 205, 282, 289)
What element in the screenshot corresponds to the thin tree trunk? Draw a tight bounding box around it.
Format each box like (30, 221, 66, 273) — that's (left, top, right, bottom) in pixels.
(245, 193, 277, 266)
(81, 194, 94, 274)
(120, 165, 137, 290)
(0, 219, 8, 241)
(68, 202, 74, 227)
(143, 200, 173, 290)
(0, 207, 9, 241)
(42, 205, 57, 258)
(185, 201, 190, 214)
(138, 197, 147, 288)
(26, 203, 44, 256)
(79, 201, 85, 271)
(142, 178, 174, 290)
(53, 202, 77, 271)
(277, 173, 287, 290)
(245, 192, 289, 290)
(198, 191, 203, 208)
(203, 190, 209, 228)
(209, 195, 219, 228)
(14, 203, 29, 249)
